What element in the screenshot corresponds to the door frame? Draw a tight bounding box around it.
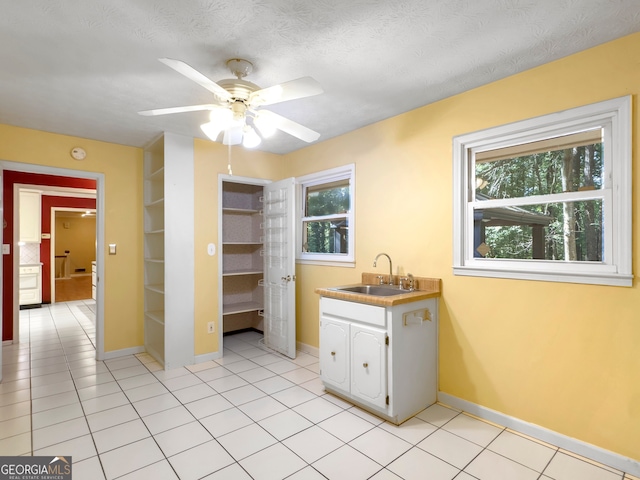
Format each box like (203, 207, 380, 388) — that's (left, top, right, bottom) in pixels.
(217, 174, 270, 354)
(2, 161, 105, 361)
(50, 206, 97, 303)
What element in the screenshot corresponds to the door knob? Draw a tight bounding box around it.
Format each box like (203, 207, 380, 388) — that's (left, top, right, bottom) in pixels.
(331, 351, 336, 356)
(281, 275, 291, 282)
(363, 362, 368, 368)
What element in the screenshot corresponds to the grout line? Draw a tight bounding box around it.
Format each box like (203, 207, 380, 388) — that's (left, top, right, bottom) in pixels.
(18, 310, 636, 479)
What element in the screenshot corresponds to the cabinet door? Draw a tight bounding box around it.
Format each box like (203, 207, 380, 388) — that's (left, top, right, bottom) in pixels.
(320, 317, 350, 392)
(19, 191, 41, 243)
(351, 324, 387, 409)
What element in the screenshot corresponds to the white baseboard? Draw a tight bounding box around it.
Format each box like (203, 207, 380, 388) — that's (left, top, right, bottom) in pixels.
(194, 351, 222, 363)
(437, 391, 640, 477)
(296, 341, 318, 358)
(102, 345, 146, 360)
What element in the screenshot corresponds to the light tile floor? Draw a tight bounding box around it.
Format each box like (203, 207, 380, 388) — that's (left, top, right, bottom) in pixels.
(1, 300, 638, 480)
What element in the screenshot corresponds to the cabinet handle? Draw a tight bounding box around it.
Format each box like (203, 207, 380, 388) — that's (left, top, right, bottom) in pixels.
(363, 362, 368, 368)
(331, 351, 336, 356)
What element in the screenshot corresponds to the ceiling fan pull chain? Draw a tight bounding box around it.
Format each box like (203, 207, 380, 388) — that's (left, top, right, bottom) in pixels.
(227, 141, 233, 176)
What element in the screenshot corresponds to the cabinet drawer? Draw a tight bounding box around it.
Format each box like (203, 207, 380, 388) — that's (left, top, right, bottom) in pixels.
(320, 297, 386, 327)
(19, 266, 40, 275)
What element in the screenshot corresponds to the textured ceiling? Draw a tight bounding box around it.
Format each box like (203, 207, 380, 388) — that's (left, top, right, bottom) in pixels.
(1, 0, 638, 155)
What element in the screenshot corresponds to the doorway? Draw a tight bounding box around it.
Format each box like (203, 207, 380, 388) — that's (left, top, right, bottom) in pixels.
(51, 208, 97, 302)
(2, 162, 105, 361)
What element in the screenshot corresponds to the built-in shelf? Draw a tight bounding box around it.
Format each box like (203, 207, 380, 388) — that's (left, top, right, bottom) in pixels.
(145, 199, 164, 210)
(222, 242, 263, 245)
(223, 269, 263, 276)
(145, 284, 165, 294)
(222, 207, 261, 214)
(145, 310, 165, 325)
(221, 179, 266, 335)
(223, 301, 264, 315)
(148, 166, 165, 181)
(143, 133, 195, 369)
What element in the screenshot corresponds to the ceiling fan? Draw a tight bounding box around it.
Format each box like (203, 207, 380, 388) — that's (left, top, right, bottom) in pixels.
(139, 58, 324, 148)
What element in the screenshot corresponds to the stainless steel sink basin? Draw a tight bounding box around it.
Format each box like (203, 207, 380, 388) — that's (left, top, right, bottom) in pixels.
(330, 285, 410, 296)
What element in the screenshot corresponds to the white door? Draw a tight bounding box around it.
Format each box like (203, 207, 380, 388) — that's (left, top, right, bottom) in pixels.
(263, 177, 296, 358)
(351, 324, 387, 409)
(319, 316, 350, 391)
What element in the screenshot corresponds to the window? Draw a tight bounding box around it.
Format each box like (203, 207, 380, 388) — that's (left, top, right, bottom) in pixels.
(297, 164, 355, 265)
(453, 96, 632, 286)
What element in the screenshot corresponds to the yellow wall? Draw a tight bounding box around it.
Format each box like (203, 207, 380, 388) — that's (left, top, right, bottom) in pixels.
(55, 215, 96, 273)
(193, 139, 284, 355)
(286, 33, 640, 461)
(0, 125, 144, 352)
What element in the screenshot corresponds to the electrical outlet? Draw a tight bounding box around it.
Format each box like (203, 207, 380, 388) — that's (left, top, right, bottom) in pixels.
(207, 322, 215, 334)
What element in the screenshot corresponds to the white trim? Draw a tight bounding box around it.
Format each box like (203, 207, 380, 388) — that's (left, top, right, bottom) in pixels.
(437, 391, 640, 477)
(0, 161, 106, 361)
(194, 351, 222, 363)
(296, 259, 355, 268)
(296, 164, 355, 264)
(453, 96, 632, 286)
(217, 174, 271, 358)
(296, 341, 318, 358)
(102, 345, 146, 360)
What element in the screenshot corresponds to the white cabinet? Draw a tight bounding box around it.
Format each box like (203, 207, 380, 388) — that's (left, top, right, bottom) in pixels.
(143, 133, 195, 369)
(19, 190, 41, 243)
(19, 264, 42, 305)
(319, 296, 437, 424)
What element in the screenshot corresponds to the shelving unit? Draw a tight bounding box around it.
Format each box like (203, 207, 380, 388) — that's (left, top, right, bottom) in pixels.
(221, 179, 267, 334)
(143, 136, 165, 363)
(143, 133, 194, 369)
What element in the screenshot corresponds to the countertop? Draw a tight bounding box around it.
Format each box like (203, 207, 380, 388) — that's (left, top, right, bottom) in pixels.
(315, 273, 441, 307)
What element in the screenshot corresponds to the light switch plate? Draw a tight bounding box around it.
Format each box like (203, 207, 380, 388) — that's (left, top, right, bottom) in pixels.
(2, 244, 10, 255)
(108, 244, 117, 255)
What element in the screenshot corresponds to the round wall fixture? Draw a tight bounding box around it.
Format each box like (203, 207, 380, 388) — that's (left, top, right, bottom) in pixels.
(70, 147, 86, 160)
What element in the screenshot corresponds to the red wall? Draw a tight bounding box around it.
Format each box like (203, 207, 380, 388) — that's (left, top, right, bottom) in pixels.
(40, 196, 96, 303)
(3, 171, 96, 341)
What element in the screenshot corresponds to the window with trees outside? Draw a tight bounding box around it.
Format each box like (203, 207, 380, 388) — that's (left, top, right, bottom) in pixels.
(297, 164, 355, 265)
(453, 96, 632, 286)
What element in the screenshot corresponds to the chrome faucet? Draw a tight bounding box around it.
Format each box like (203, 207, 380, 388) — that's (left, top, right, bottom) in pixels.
(407, 273, 414, 291)
(373, 253, 393, 285)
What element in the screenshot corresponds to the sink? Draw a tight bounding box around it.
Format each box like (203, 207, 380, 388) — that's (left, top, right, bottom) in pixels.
(330, 285, 410, 296)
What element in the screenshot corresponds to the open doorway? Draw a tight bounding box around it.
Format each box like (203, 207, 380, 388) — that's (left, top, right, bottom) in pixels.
(51, 208, 96, 302)
(2, 165, 105, 361)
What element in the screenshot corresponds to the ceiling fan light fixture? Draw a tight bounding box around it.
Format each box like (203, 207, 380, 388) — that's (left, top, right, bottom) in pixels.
(223, 126, 244, 146)
(209, 108, 232, 123)
(242, 126, 262, 148)
(200, 121, 223, 141)
(253, 113, 276, 138)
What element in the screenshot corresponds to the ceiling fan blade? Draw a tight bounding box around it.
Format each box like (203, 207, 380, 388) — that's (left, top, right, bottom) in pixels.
(138, 104, 219, 116)
(249, 77, 323, 106)
(158, 58, 231, 102)
(256, 110, 320, 143)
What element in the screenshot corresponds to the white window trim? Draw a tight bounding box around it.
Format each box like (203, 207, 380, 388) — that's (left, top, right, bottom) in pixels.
(296, 164, 355, 266)
(453, 96, 632, 286)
